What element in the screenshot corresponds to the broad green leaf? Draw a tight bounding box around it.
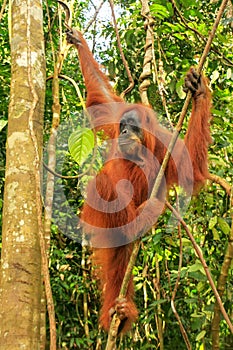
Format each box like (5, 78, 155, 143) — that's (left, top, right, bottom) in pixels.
(164, 22, 183, 32)
(212, 228, 220, 241)
(173, 33, 185, 40)
(166, 2, 174, 16)
(196, 330, 206, 341)
(181, 238, 192, 246)
(196, 281, 206, 292)
(226, 68, 232, 80)
(176, 82, 186, 99)
(211, 70, 219, 83)
(188, 262, 205, 275)
(150, 4, 170, 19)
(0, 120, 7, 132)
(218, 217, 230, 235)
(68, 128, 94, 166)
(209, 216, 217, 230)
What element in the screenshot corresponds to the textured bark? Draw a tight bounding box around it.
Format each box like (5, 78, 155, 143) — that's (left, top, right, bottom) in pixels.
(0, 1, 45, 349)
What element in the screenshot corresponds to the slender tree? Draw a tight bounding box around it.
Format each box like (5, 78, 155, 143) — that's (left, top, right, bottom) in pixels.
(0, 1, 46, 348)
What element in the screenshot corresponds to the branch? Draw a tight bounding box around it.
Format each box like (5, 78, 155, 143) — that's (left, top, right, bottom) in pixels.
(47, 73, 86, 113)
(0, 0, 7, 23)
(208, 172, 232, 196)
(153, 40, 174, 128)
(139, 0, 155, 105)
(105, 240, 141, 349)
(43, 161, 80, 179)
(170, 196, 191, 350)
(84, 0, 105, 33)
(165, 200, 233, 334)
(109, 0, 134, 97)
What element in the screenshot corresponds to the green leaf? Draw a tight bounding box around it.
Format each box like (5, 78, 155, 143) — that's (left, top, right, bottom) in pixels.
(212, 228, 220, 241)
(188, 262, 205, 275)
(226, 68, 232, 80)
(218, 217, 230, 235)
(0, 120, 7, 131)
(211, 70, 219, 83)
(164, 22, 183, 32)
(196, 330, 206, 341)
(166, 2, 174, 16)
(150, 4, 170, 19)
(176, 81, 186, 99)
(209, 216, 217, 230)
(173, 33, 185, 40)
(68, 128, 94, 166)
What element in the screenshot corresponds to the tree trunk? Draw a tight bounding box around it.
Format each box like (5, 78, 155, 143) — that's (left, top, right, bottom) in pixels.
(0, 1, 46, 349)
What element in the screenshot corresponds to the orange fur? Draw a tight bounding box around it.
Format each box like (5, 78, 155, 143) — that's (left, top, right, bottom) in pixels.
(67, 30, 212, 333)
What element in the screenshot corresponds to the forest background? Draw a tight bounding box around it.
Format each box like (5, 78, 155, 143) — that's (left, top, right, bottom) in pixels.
(0, 0, 232, 349)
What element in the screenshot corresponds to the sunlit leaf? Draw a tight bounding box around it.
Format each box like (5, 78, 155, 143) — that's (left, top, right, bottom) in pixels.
(218, 217, 230, 235)
(209, 216, 217, 229)
(0, 120, 7, 132)
(68, 128, 94, 166)
(211, 70, 219, 83)
(212, 228, 220, 240)
(188, 262, 205, 275)
(196, 330, 206, 341)
(226, 68, 232, 80)
(176, 82, 186, 99)
(150, 4, 170, 19)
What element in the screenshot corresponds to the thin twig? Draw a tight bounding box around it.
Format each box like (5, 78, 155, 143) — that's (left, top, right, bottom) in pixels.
(45, 0, 56, 62)
(84, 0, 106, 33)
(153, 40, 173, 128)
(0, 0, 7, 23)
(47, 74, 86, 110)
(109, 0, 134, 97)
(170, 195, 191, 350)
